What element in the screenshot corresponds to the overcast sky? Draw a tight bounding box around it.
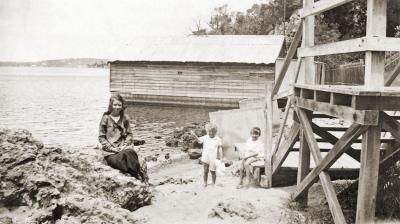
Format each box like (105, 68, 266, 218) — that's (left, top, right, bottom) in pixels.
(0, 0, 263, 61)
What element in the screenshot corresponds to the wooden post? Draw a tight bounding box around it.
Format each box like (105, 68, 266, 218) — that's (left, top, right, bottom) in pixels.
(364, 0, 387, 88)
(264, 83, 274, 188)
(296, 0, 316, 202)
(296, 109, 311, 207)
(301, 0, 315, 85)
(356, 120, 382, 224)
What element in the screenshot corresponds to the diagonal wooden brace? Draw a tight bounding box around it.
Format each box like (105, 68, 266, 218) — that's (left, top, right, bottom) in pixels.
(381, 112, 400, 141)
(272, 122, 300, 175)
(272, 97, 293, 156)
(296, 107, 347, 224)
(293, 123, 368, 200)
(312, 123, 362, 162)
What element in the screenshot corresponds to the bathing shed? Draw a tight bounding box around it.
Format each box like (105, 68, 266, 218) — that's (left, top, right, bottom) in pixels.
(108, 35, 284, 108)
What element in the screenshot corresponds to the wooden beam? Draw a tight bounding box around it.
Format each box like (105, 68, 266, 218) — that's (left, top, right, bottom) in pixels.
(296, 107, 346, 224)
(367, 37, 400, 51)
(356, 121, 382, 224)
(294, 123, 368, 201)
(316, 136, 394, 144)
(385, 62, 400, 87)
(298, 37, 366, 57)
(312, 123, 361, 161)
(272, 20, 303, 97)
(272, 97, 292, 156)
(272, 122, 300, 175)
(298, 37, 400, 58)
(294, 97, 380, 125)
(300, 0, 354, 18)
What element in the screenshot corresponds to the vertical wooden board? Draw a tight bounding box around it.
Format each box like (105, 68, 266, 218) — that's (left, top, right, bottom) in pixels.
(265, 83, 274, 188)
(356, 124, 381, 224)
(364, 0, 387, 88)
(365, 51, 385, 88)
(302, 0, 315, 85)
(297, 129, 311, 207)
(366, 0, 387, 37)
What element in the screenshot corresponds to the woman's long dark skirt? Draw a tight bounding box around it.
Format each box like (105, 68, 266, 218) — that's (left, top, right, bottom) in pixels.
(104, 148, 148, 182)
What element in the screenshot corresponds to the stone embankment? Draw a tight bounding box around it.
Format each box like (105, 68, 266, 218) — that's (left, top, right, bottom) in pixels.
(0, 129, 152, 224)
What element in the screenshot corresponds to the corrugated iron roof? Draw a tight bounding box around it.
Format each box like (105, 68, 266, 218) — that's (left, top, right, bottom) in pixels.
(109, 35, 284, 64)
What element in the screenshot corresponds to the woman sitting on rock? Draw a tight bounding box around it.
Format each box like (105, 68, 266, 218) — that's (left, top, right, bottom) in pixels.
(98, 94, 148, 182)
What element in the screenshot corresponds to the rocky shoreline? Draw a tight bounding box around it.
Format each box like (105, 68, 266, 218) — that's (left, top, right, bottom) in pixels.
(0, 121, 208, 224)
(0, 129, 152, 224)
(133, 121, 206, 170)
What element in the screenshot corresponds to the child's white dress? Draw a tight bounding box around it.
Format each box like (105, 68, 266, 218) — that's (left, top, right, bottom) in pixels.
(244, 138, 264, 158)
(198, 135, 222, 171)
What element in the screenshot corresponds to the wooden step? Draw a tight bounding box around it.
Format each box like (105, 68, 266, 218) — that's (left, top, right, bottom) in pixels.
(315, 138, 395, 143)
(312, 114, 335, 119)
(317, 127, 348, 132)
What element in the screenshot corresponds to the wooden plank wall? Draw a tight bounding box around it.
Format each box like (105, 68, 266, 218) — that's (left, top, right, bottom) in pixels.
(324, 62, 364, 85)
(109, 62, 275, 107)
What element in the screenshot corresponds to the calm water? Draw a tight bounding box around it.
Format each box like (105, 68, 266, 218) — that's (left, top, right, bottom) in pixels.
(0, 67, 215, 148)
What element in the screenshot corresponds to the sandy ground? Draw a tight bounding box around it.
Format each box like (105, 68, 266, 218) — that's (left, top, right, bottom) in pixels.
(134, 159, 294, 224)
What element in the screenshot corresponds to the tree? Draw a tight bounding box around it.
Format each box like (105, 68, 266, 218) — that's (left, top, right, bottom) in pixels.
(321, 0, 400, 39)
(208, 5, 233, 35)
(191, 19, 207, 36)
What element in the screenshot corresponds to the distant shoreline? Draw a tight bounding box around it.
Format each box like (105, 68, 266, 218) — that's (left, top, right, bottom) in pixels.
(0, 58, 109, 68)
(0, 65, 109, 69)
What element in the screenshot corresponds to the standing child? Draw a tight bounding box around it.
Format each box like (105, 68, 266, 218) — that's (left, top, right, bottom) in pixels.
(191, 123, 223, 187)
(237, 126, 264, 188)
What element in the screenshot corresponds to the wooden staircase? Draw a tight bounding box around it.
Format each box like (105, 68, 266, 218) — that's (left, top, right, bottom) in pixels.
(263, 1, 400, 223)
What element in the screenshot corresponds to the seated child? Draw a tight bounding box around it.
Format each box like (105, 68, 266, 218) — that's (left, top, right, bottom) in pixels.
(237, 126, 264, 188)
(191, 123, 223, 187)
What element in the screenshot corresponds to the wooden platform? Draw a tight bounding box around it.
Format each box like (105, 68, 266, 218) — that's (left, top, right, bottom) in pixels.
(293, 84, 400, 125)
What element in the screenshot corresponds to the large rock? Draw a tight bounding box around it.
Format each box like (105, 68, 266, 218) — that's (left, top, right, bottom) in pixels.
(0, 129, 152, 223)
(164, 122, 206, 151)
